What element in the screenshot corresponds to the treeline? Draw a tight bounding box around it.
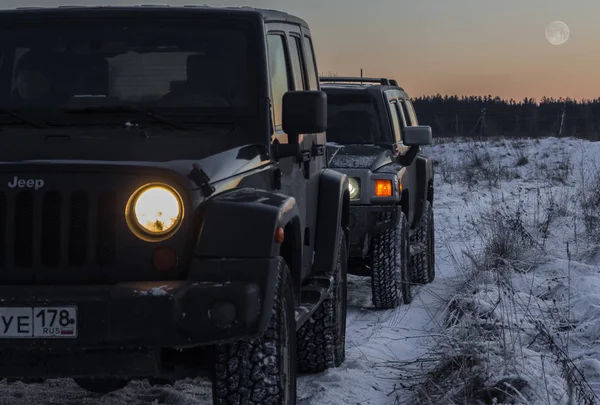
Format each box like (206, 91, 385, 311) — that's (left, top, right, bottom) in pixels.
(411, 95, 600, 139)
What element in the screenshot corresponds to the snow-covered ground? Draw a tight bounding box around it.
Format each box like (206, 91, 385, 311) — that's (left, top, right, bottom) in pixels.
(3, 136, 600, 404)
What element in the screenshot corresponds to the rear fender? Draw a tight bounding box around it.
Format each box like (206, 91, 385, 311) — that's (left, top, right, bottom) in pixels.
(413, 155, 434, 225)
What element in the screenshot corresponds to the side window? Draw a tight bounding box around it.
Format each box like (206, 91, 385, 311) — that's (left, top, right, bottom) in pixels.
(302, 36, 318, 90)
(267, 34, 291, 130)
(394, 103, 408, 147)
(288, 36, 305, 90)
(399, 100, 412, 126)
(395, 98, 408, 127)
(389, 101, 403, 143)
(404, 99, 419, 125)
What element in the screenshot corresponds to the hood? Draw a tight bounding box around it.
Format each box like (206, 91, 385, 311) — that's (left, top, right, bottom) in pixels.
(2, 144, 267, 190)
(326, 143, 393, 171)
(0, 126, 268, 189)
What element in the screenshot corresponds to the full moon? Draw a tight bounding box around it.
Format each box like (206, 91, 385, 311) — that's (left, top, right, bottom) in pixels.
(545, 21, 570, 45)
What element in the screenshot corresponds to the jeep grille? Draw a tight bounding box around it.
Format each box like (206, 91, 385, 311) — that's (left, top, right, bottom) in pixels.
(0, 190, 117, 270)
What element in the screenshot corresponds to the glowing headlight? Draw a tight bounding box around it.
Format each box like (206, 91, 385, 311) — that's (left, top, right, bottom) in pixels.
(126, 184, 183, 241)
(349, 178, 360, 200)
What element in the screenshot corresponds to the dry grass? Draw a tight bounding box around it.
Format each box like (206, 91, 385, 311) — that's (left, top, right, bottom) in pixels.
(406, 137, 599, 405)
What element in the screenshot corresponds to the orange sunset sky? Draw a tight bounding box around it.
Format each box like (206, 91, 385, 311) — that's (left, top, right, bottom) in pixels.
(1, 0, 597, 101)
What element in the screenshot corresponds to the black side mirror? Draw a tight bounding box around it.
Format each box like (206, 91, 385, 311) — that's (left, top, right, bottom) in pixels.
(403, 126, 433, 146)
(282, 90, 327, 136)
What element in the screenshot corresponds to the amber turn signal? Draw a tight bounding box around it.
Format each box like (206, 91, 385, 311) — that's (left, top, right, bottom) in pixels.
(152, 246, 178, 271)
(275, 226, 285, 244)
(375, 180, 393, 197)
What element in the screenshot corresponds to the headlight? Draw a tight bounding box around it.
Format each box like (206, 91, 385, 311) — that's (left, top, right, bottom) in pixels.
(126, 183, 184, 241)
(349, 178, 360, 200)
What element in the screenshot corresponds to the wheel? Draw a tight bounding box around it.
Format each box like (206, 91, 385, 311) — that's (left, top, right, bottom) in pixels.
(296, 229, 348, 373)
(410, 201, 435, 284)
(73, 378, 129, 394)
(427, 202, 435, 283)
(370, 212, 412, 308)
(399, 214, 412, 305)
(212, 259, 296, 405)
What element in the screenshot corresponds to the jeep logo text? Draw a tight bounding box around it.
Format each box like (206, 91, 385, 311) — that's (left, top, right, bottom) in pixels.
(8, 177, 45, 190)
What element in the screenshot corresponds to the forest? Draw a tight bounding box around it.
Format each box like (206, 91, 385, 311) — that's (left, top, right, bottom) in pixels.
(410, 95, 600, 139)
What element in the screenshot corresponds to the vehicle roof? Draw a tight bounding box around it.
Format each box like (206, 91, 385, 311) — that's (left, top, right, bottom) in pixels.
(0, 5, 309, 28)
(321, 84, 410, 99)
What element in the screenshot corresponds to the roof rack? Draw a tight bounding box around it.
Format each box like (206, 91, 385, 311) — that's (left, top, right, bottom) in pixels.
(319, 76, 400, 87)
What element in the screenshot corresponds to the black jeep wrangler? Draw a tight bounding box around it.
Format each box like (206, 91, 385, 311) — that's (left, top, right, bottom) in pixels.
(0, 6, 350, 404)
(320, 76, 434, 309)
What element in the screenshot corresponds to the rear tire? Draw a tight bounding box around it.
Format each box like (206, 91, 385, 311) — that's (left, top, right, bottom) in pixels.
(296, 230, 348, 373)
(427, 202, 436, 283)
(74, 378, 129, 394)
(370, 212, 412, 309)
(212, 259, 296, 405)
(410, 201, 435, 284)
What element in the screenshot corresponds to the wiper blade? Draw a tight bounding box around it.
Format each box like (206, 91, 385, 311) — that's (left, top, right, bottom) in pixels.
(0, 109, 48, 128)
(63, 104, 187, 130)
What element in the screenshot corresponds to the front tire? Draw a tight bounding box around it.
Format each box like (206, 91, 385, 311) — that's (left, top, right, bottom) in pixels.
(296, 230, 348, 373)
(370, 212, 412, 309)
(212, 259, 296, 405)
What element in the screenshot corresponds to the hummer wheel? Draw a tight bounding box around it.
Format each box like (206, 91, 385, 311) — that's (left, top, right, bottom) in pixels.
(370, 212, 412, 309)
(410, 201, 435, 284)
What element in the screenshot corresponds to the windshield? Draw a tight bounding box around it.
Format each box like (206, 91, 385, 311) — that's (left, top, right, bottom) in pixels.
(324, 92, 385, 145)
(0, 17, 256, 120)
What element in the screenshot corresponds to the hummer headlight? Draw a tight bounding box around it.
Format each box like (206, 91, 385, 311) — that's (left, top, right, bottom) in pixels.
(126, 184, 183, 241)
(349, 178, 360, 200)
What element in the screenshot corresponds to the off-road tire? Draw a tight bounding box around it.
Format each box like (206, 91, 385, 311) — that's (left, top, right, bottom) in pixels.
(370, 212, 412, 308)
(410, 201, 435, 284)
(296, 230, 348, 373)
(74, 378, 129, 394)
(212, 259, 296, 405)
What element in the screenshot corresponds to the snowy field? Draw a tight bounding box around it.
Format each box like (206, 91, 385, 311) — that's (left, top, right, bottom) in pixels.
(3, 136, 600, 404)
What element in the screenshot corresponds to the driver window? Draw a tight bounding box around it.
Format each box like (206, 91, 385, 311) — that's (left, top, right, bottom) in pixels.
(389, 100, 403, 144)
(393, 102, 408, 148)
(267, 34, 291, 131)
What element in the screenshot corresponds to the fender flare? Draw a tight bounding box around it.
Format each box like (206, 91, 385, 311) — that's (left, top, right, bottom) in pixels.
(313, 169, 349, 274)
(194, 188, 302, 260)
(414, 155, 434, 226)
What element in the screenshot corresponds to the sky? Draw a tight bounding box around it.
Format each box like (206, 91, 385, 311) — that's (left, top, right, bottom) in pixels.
(0, 0, 598, 100)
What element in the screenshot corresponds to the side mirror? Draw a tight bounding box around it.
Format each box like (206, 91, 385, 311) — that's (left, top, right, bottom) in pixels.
(403, 125, 432, 146)
(282, 90, 327, 136)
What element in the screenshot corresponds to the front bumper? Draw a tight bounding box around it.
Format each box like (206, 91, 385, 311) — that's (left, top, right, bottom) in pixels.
(348, 204, 401, 257)
(0, 257, 278, 350)
(0, 258, 280, 378)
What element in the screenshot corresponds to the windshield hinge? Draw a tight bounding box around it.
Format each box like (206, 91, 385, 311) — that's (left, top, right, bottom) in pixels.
(188, 163, 215, 197)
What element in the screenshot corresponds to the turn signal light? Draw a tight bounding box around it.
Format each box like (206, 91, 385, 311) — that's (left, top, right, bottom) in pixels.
(275, 226, 285, 244)
(152, 246, 178, 271)
(375, 180, 393, 197)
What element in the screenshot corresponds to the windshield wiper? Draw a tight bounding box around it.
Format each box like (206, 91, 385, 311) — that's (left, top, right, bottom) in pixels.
(63, 104, 187, 130)
(0, 109, 48, 129)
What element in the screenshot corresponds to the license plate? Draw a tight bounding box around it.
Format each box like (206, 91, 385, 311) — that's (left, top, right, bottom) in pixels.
(0, 307, 77, 338)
